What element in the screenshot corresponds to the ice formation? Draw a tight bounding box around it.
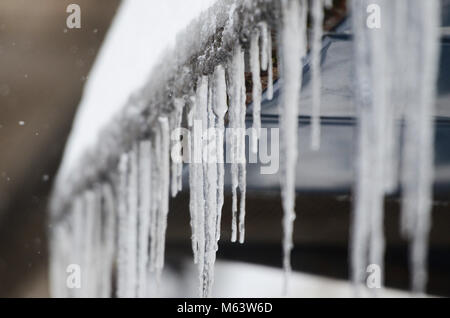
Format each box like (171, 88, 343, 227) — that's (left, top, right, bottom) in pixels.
(49, 0, 442, 298)
(228, 44, 247, 244)
(250, 28, 262, 153)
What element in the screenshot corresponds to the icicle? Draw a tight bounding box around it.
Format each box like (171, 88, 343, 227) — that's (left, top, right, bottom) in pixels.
(82, 191, 97, 297)
(279, 0, 307, 294)
(126, 146, 139, 297)
(310, 0, 325, 151)
(137, 140, 152, 298)
(149, 134, 160, 274)
(238, 45, 247, 244)
(156, 117, 170, 280)
(171, 99, 184, 197)
(213, 65, 228, 246)
(228, 45, 241, 243)
(351, 0, 389, 294)
(227, 43, 247, 244)
(267, 26, 274, 101)
(250, 28, 262, 154)
(100, 183, 116, 298)
(188, 96, 199, 264)
(203, 75, 218, 298)
(72, 195, 85, 298)
(260, 22, 269, 72)
(400, 0, 440, 294)
(351, 0, 440, 296)
(116, 153, 129, 298)
(260, 21, 274, 100)
(193, 76, 208, 295)
(91, 187, 103, 297)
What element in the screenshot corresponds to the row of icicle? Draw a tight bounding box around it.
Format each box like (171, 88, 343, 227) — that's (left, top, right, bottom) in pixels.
(351, 0, 441, 295)
(50, 0, 441, 297)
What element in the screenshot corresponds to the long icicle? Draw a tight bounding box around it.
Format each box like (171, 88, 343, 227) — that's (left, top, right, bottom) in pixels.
(260, 21, 274, 101)
(351, 0, 440, 296)
(228, 44, 245, 243)
(116, 153, 129, 298)
(203, 75, 218, 297)
(148, 136, 159, 274)
(351, 0, 389, 295)
(238, 44, 247, 244)
(195, 76, 208, 295)
(279, 0, 307, 295)
(126, 145, 139, 297)
(155, 117, 170, 281)
(172, 99, 184, 197)
(400, 0, 440, 295)
(101, 183, 116, 298)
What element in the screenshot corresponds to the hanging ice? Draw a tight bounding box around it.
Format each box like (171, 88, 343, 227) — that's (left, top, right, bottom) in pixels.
(310, 0, 326, 151)
(137, 140, 152, 298)
(213, 65, 228, 247)
(279, 0, 307, 294)
(351, 0, 440, 295)
(399, 0, 440, 295)
(250, 28, 262, 153)
(171, 99, 184, 197)
(227, 44, 246, 244)
(260, 21, 274, 101)
(49, 0, 443, 299)
(155, 117, 170, 281)
(203, 75, 218, 297)
(100, 183, 116, 298)
(192, 76, 207, 295)
(116, 153, 129, 298)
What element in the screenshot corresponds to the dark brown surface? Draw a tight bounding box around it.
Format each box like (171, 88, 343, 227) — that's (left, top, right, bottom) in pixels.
(0, 0, 120, 297)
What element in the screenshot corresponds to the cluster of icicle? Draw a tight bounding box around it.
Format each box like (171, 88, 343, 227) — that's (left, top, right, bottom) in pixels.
(50, 0, 442, 298)
(351, 0, 441, 295)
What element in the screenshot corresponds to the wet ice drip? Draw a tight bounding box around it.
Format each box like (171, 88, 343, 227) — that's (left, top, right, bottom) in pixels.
(49, 0, 442, 299)
(310, 0, 332, 150)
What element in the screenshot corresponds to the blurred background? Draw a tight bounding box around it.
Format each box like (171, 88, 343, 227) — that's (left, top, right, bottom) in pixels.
(1, 0, 450, 298)
(0, 0, 120, 297)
